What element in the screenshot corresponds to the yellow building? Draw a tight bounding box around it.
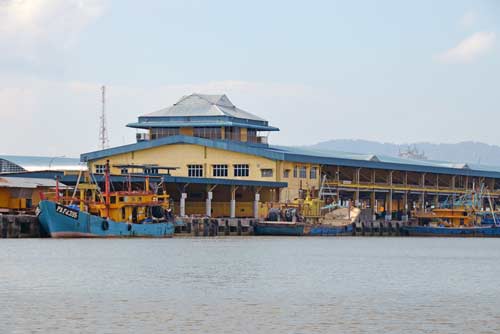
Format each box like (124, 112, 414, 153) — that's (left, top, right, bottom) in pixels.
(0, 177, 65, 212)
(81, 93, 500, 220)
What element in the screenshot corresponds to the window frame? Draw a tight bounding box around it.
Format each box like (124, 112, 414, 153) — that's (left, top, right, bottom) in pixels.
(187, 164, 204, 177)
(261, 168, 273, 177)
(212, 164, 228, 177)
(95, 164, 106, 174)
(310, 166, 318, 179)
(233, 164, 249, 177)
(299, 166, 307, 178)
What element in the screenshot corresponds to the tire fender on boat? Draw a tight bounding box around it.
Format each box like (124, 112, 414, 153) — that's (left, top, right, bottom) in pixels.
(102, 220, 109, 231)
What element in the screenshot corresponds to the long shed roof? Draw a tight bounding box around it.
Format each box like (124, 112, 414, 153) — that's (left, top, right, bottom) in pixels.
(80, 135, 500, 179)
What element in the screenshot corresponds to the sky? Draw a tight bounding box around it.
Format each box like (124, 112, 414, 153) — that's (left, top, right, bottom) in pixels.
(0, 0, 499, 157)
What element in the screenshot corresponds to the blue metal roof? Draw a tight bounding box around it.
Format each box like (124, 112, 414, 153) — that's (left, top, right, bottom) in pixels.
(127, 120, 279, 131)
(80, 135, 500, 179)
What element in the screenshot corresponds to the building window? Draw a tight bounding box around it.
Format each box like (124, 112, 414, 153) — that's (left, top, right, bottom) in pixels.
(150, 127, 180, 140)
(225, 127, 241, 141)
(213, 164, 228, 177)
(247, 129, 257, 143)
(120, 168, 129, 175)
(144, 167, 159, 175)
(234, 164, 249, 177)
(283, 169, 290, 178)
(261, 169, 273, 177)
(188, 164, 203, 177)
(310, 166, 318, 179)
(299, 166, 307, 178)
(293, 166, 298, 178)
(95, 164, 105, 174)
(194, 127, 222, 140)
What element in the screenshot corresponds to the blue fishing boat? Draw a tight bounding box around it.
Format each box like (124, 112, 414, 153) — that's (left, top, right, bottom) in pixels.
(309, 224, 354, 236)
(37, 161, 174, 238)
(254, 222, 305, 236)
(401, 225, 500, 237)
(38, 200, 174, 238)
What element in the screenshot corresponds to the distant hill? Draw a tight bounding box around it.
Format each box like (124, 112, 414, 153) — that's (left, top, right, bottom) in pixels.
(305, 140, 500, 166)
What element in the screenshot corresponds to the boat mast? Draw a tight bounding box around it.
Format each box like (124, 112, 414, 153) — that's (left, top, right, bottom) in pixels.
(55, 175, 60, 203)
(105, 160, 110, 218)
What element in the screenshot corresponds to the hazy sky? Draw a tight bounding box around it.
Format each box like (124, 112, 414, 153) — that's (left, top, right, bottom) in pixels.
(0, 0, 499, 157)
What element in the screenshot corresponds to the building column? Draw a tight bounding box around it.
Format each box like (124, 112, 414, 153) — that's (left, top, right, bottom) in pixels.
(230, 186, 238, 218)
(402, 172, 408, 222)
(402, 191, 409, 222)
(180, 192, 187, 217)
(370, 191, 376, 222)
(420, 173, 426, 211)
(355, 168, 361, 206)
(206, 191, 213, 217)
(253, 192, 260, 219)
(385, 171, 393, 221)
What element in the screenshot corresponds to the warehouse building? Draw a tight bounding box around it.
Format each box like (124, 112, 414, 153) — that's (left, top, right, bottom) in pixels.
(80, 93, 500, 220)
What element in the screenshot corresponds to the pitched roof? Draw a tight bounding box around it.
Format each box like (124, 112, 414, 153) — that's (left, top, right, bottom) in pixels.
(144, 93, 266, 122)
(0, 177, 67, 189)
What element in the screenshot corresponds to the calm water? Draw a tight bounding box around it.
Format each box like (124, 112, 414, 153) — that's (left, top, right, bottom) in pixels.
(1, 237, 500, 334)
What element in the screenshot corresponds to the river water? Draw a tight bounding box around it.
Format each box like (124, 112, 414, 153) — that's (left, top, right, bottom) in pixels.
(1, 237, 500, 333)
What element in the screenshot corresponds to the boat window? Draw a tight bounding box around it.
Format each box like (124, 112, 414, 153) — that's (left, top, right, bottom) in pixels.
(120, 168, 128, 175)
(110, 196, 116, 204)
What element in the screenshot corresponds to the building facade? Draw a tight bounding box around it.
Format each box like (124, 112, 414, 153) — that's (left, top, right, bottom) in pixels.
(81, 93, 500, 219)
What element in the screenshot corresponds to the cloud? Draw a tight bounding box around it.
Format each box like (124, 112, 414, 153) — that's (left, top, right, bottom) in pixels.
(0, 0, 106, 64)
(436, 32, 496, 64)
(460, 11, 478, 28)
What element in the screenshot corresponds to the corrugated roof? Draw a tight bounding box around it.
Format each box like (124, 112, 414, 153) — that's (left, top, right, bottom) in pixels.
(80, 135, 500, 179)
(0, 155, 86, 173)
(127, 120, 279, 131)
(0, 177, 67, 189)
(144, 94, 266, 122)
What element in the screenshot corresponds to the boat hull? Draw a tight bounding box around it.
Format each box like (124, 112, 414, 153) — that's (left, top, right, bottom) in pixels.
(401, 225, 500, 237)
(38, 200, 174, 238)
(309, 224, 353, 236)
(254, 222, 305, 236)
(254, 222, 353, 236)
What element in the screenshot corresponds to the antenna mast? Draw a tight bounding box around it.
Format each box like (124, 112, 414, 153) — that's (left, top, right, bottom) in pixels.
(99, 85, 109, 149)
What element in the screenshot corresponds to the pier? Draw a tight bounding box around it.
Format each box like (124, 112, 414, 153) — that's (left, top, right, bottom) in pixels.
(0, 214, 40, 238)
(0, 213, 411, 238)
